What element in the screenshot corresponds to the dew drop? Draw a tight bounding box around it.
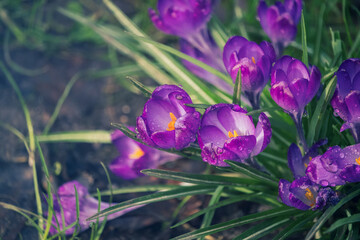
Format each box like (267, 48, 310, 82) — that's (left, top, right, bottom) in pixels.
(321, 180, 329, 186)
(340, 153, 345, 158)
(176, 95, 183, 100)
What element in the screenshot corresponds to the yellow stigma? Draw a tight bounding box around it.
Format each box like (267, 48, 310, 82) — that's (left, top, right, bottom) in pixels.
(305, 188, 315, 207)
(228, 130, 239, 138)
(309, 157, 313, 161)
(304, 163, 308, 168)
(251, 57, 256, 64)
(129, 147, 145, 159)
(356, 157, 360, 165)
(166, 112, 177, 131)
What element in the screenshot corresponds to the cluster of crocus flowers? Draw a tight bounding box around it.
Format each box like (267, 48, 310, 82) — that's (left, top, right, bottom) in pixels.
(257, 0, 302, 55)
(279, 142, 339, 210)
(136, 85, 201, 150)
(109, 129, 179, 179)
(198, 103, 271, 166)
(270, 56, 321, 151)
(149, 0, 232, 93)
(331, 58, 360, 143)
(223, 36, 276, 109)
(46, 181, 140, 235)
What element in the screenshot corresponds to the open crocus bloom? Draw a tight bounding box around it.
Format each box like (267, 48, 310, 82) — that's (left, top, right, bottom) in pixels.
(270, 56, 321, 115)
(136, 85, 201, 150)
(223, 36, 276, 108)
(109, 129, 179, 180)
(257, 0, 302, 54)
(306, 143, 360, 187)
(331, 58, 360, 142)
(46, 181, 140, 235)
(198, 103, 271, 166)
(279, 142, 339, 210)
(148, 0, 213, 39)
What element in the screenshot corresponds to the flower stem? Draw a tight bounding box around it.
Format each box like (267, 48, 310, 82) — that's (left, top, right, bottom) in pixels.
(245, 92, 260, 110)
(291, 112, 309, 153)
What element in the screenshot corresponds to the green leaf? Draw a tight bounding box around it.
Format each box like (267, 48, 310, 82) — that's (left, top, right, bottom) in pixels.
(126, 76, 152, 97)
(305, 185, 360, 240)
(224, 160, 279, 186)
(37, 130, 111, 143)
(97, 185, 180, 196)
(246, 107, 282, 116)
(326, 214, 360, 233)
(330, 28, 342, 59)
(272, 211, 320, 240)
(86, 185, 215, 221)
(171, 194, 262, 228)
(232, 70, 241, 106)
(111, 123, 136, 139)
(342, 0, 353, 47)
(233, 217, 289, 240)
(141, 169, 263, 187)
(171, 207, 300, 240)
(199, 186, 224, 240)
(301, 10, 308, 67)
(306, 76, 337, 145)
(185, 104, 211, 109)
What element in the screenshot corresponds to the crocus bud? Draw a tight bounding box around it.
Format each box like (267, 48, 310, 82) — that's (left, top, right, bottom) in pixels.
(270, 56, 321, 115)
(198, 103, 271, 166)
(136, 85, 201, 150)
(149, 0, 213, 39)
(46, 181, 140, 235)
(110, 129, 179, 180)
(257, 0, 302, 54)
(223, 36, 276, 109)
(331, 58, 360, 142)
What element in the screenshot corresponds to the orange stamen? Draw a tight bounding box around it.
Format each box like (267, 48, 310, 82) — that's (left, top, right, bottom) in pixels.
(129, 147, 145, 159)
(251, 57, 256, 64)
(304, 163, 308, 168)
(356, 157, 360, 165)
(228, 130, 239, 138)
(305, 188, 315, 207)
(166, 112, 177, 131)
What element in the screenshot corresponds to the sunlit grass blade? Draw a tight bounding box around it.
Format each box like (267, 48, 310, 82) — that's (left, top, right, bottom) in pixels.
(301, 10, 308, 67)
(233, 217, 289, 240)
(272, 211, 320, 240)
(170, 207, 300, 240)
(126, 76, 152, 97)
(305, 185, 360, 240)
(313, 3, 326, 65)
(141, 169, 263, 187)
(306, 76, 336, 145)
(37, 130, 111, 143)
(232, 70, 241, 106)
(0, 121, 30, 153)
(97, 185, 179, 196)
(224, 160, 279, 186)
(185, 103, 211, 109)
(199, 186, 224, 240)
(172, 194, 262, 228)
(209, 16, 230, 48)
(87, 185, 215, 221)
(325, 214, 360, 233)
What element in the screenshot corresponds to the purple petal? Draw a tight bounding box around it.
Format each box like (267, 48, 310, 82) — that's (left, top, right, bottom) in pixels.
(314, 187, 339, 210)
(287, 143, 305, 178)
(136, 116, 154, 146)
(109, 156, 142, 180)
(174, 112, 201, 150)
(278, 179, 294, 207)
(289, 176, 317, 209)
(345, 90, 360, 123)
(198, 125, 228, 147)
(201, 143, 236, 167)
(306, 65, 321, 103)
(331, 90, 350, 122)
(223, 36, 248, 72)
(145, 99, 177, 132)
(252, 113, 272, 156)
(224, 135, 256, 160)
(259, 41, 276, 63)
(339, 165, 360, 183)
(270, 80, 299, 112)
(288, 78, 309, 110)
(151, 130, 176, 149)
(336, 69, 352, 99)
(287, 58, 310, 81)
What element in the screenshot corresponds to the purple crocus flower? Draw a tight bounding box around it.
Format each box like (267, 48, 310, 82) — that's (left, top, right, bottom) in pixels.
(331, 59, 360, 143)
(270, 56, 321, 151)
(110, 129, 179, 180)
(257, 0, 302, 55)
(198, 103, 271, 167)
(46, 181, 140, 235)
(149, 0, 213, 40)
(306, 143, 360, 187)
(136, 85, 201, 150)
(223, 36, 276, 109)
(279, 141, 339, 210)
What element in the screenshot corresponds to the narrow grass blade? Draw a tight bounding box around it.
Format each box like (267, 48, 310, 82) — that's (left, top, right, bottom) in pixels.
(171, 207, 300, 240)
(126, 76, 152, 97)
(37, 130, 111, 143)
(141, 169, 263, 187)
(313, 4, 326, 65)
(185, 104, 211, 109)
(199, 186, 224, 240)
(342, 0, 353, 46)
(87, 185, 215, 221)
(301, 10, 308, 67)
(97, 185, 180, 196)
(224, 160, 279, 186)
(232, 70, 241, 106)
(305, 185, 360, 240)
(0, 121, 30, 153)
(325, 214, 360, 233)
(233, 217, 289, 240)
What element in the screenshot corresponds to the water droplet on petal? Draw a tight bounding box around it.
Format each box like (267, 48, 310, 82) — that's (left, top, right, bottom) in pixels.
(321, 180, 329, 186)
(340, 153, 344, 158)
(176, 95, 183, 100)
